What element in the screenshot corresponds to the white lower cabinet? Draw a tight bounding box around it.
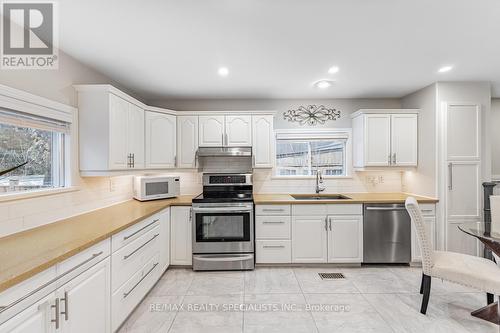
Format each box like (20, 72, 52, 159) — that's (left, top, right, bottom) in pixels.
(327, 216, 363, 263)
(410, 204, 437, 262)
(159, 208, 171, 273)
(170, 206, 192, 265)
(291, 216, 328, 263)
(58, 258, 111, 333)
(0, 293, 57, 333)
(256, 240, 291, 263)
(291, 205, 363, 264)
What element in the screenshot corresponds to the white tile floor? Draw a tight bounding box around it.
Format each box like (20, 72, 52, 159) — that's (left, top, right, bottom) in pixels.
(118, 266, 498, 333)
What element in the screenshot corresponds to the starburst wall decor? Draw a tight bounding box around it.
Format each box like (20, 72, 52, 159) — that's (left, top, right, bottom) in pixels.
(283, 105, 341, 126)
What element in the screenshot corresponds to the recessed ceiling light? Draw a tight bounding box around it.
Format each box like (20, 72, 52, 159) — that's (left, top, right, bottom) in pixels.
(328, 66, 339, 74)
(438, 65, 453, 73)
(218, 67, 229, 77)
(314, 80, 334, 89)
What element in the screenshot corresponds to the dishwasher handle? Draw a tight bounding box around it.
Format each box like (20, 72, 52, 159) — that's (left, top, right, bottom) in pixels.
(365, 206, 407, 211)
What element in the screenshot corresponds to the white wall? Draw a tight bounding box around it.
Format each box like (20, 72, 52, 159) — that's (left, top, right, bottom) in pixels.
(0, 51, 139, 238)
(492, 99, 500, 179)
(401, 83, 437, 197)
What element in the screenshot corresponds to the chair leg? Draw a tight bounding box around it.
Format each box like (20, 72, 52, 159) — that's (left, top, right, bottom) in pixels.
(420, 274, 431, 314)
(419, 273, 424, 294)
(487, 293, 494, 305)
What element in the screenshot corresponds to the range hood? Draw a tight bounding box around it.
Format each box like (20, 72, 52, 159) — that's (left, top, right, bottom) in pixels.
(197, 147, 252, 157)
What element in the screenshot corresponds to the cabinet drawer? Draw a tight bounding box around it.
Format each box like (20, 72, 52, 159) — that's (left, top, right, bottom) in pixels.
(111, 253, 161, 332)
(256, 205, 291, 216)
(326, 204, 362, 215)
(292, 204, 327, 216)
(112, 215, 160, 252)
(111, 226, 160, 291)
(56, 238, 111, 288)
(419, 204, 436, 216)
(256, 240, 291, 263)
(255, 216, 291, 239)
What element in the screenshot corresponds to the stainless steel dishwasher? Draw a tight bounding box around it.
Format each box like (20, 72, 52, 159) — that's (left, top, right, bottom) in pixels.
(363, 203, 411, 263)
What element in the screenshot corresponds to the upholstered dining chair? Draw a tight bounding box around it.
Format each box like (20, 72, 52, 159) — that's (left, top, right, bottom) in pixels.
(405, 197, 500, 314)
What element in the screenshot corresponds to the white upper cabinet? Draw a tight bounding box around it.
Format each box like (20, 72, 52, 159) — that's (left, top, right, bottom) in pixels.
(391, 114, 418, 166)
(145, 111, 176, 169)
(352, 110, 418, 168)
(446, 104, 480, 161)
(199, 115, 225, 147)
(128, 104, 145, 169)
(76, 86, 145, 172)
(177, 116, 199, 168)
(225, 115, 252, 146)
(252, 115, 274, 168)
(108, 95, 129, 170)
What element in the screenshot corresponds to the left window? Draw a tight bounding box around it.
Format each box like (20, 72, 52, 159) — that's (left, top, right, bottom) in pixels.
(0, 109, 69, 195)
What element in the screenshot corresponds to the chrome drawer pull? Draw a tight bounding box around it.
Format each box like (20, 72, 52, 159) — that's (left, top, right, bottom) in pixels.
(262, 208, 284, 212)
(262, 221, 285, 224)
(123, 263, 159, 298)
(123, 234, 159, 260)
(123, 220, 159, 241)
(0, 251, 103, 315)
(263, 245, 285, 249)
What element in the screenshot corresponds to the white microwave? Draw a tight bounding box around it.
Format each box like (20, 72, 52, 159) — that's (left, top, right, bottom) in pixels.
(133, 176, 180, 201)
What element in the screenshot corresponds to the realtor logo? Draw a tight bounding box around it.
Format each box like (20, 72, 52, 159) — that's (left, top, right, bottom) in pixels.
(1, 1, 58, 69)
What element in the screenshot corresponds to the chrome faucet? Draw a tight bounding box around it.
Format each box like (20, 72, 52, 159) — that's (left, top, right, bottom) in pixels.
(315, 169, 325, 194)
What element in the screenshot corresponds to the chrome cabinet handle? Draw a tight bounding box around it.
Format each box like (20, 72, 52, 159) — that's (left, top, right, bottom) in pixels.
(60, 291, 69, 321)
(262, 221, 285, 224)
(392, 153, 396, 165)
(329, 218, 332, 231)
(123, 220, 159, 241)
(221, 133, 224, 146)
(51, 298, 60, 329)
(0, 251, 103, 315)
(388, 154, 391, 165)
(262, 208, 284, 212)
(123, 263, 158, 298)
(189, 208, 193, 222)
(132, 153, 135, 168)
(174, 155, 177, 167)
(127, 153, 133, 168)
(263, 245, 285, 249)
(324, 216, 328, 231)
(123, 234, 159, 260)
(448, 163, 453, 190)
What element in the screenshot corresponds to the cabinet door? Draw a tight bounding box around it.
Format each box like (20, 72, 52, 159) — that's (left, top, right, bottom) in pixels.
(252, 115, 274, 168)
(446, 103, 480, 161)
(159, 208, 170, 273)
(291, 216, 327, 263)
(225, 115, 252, 146)
(0, 294, 56, 333)
(108, 94, 129, 170)
(59, 258, 110, 333)
(145, 111, 176, 169)
(364, 114, 391, 166)
(447, 162, 481, 220)
(411, 217, 435, 262)
(170, 207, 192, 265)
(447, 221, 479, 256)
(391, 114, 417, 166)
(327, 215, 363, 263)
(177, 116, 199, 168)
(199, 115, 224, 147)
(128, 103, 145, 169)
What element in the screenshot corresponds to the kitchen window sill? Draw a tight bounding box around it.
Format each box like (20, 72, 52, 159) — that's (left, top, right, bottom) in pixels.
(0, 186, 80, 203)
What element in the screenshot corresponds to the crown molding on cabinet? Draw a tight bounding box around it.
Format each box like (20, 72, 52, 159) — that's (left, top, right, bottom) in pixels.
(350, 109, 419, 118)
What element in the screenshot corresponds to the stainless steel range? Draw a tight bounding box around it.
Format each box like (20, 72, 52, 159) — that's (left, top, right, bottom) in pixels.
(192, 173, 254, 271)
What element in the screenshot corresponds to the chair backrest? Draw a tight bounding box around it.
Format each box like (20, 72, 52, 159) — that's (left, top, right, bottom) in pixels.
(490, 195, 500, 235)
(405, 197, 434, 275)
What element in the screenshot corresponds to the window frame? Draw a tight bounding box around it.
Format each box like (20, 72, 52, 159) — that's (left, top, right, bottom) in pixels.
(273, 128, 353, 179)
(0, 84, 76, 201)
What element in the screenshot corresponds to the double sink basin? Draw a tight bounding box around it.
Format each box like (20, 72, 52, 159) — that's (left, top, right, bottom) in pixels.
(291, 194, 352, 200)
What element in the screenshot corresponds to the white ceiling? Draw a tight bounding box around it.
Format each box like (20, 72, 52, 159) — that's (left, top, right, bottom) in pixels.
(60, 0, 500, 100)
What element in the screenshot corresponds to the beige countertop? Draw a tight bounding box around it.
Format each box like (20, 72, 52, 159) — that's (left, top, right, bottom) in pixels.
(253, 192, 438, 204)
(0, 195, 194, 293)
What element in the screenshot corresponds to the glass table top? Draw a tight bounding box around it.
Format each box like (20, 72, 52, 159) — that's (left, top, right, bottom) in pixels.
(458, 222, 500, 243)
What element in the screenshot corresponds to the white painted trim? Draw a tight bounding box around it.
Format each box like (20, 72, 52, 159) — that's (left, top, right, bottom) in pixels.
(0, 83, 75, 123)
(492, 175, 500, 181)
(351, 109, 419, 118)
(0, 186, 80, 203)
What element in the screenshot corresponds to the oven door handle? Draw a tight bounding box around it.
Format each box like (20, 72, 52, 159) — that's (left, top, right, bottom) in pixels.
(193, 208, 252, 213)
(194, 255, 253, 262)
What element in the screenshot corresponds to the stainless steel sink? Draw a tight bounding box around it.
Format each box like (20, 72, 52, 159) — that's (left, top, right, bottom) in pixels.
(291, 194, 352, 200)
